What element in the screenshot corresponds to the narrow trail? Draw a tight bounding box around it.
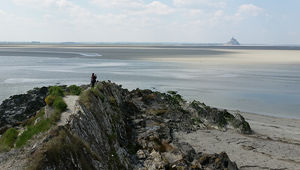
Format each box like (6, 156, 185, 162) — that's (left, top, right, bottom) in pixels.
(57, 95, 79, 126)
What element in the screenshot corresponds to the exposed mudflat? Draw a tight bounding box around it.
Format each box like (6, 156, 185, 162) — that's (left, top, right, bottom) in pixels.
(176, 111, 300, 170)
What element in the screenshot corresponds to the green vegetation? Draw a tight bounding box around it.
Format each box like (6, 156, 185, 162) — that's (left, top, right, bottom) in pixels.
(45, 86, 67, 122)
(166, 91, 185, 105)
(15, 86, 68, 148)
(191, 101, 205, 115)
(89, 85, 105, 102)
(45, 86, 67, 109)
(79, 89, 92, 108)
(109, 96, 117, 106)
(91, 87, 101, 97)
(53, 97, 67, 112)
(29, 129, 101, 170)
(49, 86, 64, 97)
(95, 84, 103, 91)
(16, 119, 51, 148)
(0, 128, 18, 152)
(45, 95, 56, 106)
(67, 85, 82, 95)
(46, 86, 67, 122)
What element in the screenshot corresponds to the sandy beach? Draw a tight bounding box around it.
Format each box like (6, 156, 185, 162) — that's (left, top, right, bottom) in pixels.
(176, 111, 300, 170)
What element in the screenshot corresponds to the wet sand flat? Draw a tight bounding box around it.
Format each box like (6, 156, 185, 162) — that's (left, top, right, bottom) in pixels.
(176, 111, 300, 170)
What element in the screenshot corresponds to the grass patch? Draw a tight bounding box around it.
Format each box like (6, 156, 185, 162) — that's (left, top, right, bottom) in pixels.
(16, 119, 51, 148)
(91, 87, 101, 97)
(0, 128, 18, 152)
(95, 84, 103, 91)
(53, 97, 67, 112)
(29, 129, 101, 170)
(67, 85, 82, 95)
(79, 89, 92, 108)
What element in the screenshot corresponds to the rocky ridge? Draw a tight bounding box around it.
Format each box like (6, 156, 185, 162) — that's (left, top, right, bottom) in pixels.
(0, 81, 252, 169)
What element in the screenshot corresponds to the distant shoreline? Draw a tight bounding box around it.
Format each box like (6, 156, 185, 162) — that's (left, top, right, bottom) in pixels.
(1, 44, 300, 50)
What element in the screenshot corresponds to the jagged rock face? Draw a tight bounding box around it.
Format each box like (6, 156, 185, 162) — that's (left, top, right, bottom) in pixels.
(68, 82, 132, 170)
(0, 87, 48, 133)
(30, 82, 244, 169)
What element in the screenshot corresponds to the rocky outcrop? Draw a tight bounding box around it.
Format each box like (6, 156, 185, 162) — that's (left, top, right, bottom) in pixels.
(0, 81, 252, 169)
(0, 87, 48, 133)
(25, 82, 249, 169)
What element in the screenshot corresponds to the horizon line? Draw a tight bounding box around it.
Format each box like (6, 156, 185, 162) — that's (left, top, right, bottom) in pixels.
(0, 41, 300, 46)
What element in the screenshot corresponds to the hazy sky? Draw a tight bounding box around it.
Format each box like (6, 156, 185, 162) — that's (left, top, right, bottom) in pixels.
(0, 0, 299, 44)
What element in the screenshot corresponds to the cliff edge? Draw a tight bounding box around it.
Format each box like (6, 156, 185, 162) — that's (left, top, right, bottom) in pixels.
(0, 81, 252, 170)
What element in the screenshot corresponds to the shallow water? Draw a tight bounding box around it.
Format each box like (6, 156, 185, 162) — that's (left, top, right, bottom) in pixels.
(0, 46, 300, 119)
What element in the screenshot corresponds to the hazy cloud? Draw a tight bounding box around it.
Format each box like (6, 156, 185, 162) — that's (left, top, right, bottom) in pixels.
(173, 0, 226, 8)
(12, 0, 56, 7)
(236, 4, 263, 17)
(90, 0, 144, 9)
(2, 0, 291, 43)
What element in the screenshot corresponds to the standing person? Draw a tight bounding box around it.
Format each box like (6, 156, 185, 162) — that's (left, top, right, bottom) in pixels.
(91, 73, 97, 88)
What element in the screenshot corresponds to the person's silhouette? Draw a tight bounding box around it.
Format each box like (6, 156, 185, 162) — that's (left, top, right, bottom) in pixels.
(91, 73, 97, 88)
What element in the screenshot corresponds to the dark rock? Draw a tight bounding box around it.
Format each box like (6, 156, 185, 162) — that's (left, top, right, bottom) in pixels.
(231, 113, 252, 134)
(0, 87, 48, 131)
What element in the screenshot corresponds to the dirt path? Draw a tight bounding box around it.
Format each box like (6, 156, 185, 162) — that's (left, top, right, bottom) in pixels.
(57, 95, 79, 126)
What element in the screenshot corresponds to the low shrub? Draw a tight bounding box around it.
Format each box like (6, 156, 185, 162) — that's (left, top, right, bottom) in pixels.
(0, 128, 18, 152)
(45, 95, 56, 106)
(109, 96, 117, 106)
(53, 97, 67, 112)
(68, 85, 82, 95)
(49, 86, 64, 97)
